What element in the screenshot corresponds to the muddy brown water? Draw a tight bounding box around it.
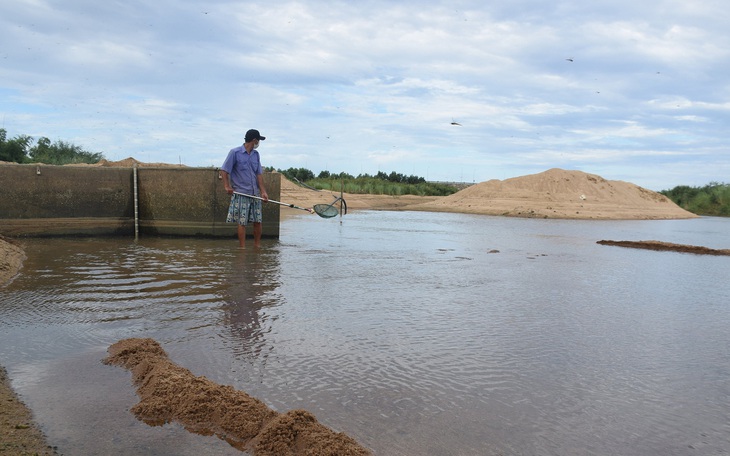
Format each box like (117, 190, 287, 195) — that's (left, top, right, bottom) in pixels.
(1, 212, 729, 455)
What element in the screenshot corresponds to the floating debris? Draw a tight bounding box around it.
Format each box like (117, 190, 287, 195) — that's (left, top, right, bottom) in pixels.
(597, 240, 730, 256)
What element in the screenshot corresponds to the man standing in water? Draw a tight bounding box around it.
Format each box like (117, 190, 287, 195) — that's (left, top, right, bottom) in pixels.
(221, 129, 269, 248)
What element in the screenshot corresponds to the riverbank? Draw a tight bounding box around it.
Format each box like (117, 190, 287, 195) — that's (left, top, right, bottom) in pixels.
(0, 366, 56, 455)
(1, 237, 54, 454)
(0, 235, 24, 287)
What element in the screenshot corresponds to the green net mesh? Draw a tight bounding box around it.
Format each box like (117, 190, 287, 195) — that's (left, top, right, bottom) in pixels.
(313, 204, 340, 218)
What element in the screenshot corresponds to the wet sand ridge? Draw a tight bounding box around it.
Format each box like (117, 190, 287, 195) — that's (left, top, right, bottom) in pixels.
(103, 338, 371, 456)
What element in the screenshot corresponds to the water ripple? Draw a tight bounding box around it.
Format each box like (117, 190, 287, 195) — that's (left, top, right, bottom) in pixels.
(1, 216, 729, 456)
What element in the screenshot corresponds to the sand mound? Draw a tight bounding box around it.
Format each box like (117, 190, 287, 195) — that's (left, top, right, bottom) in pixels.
(412, 168, 696, 220)
(103, 338, 370, 456)
(597, 240, 730, 255)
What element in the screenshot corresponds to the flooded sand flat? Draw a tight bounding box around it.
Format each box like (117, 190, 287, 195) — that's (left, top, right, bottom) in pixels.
(1, 212, 729, 455)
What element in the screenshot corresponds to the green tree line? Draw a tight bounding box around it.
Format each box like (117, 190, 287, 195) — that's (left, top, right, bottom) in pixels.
(276, 166, 457, 197)
(660, 182, 730, 216)
(0, 128, 104, 165)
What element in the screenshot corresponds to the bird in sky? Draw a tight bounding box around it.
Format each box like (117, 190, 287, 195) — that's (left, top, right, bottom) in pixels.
(566, 58, 574, 62)
(451, 118, 462, 126)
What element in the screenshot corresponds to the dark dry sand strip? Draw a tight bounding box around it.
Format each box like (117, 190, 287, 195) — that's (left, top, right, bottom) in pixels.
(597, 240, 730, 256)
(103, 338, 371, 456)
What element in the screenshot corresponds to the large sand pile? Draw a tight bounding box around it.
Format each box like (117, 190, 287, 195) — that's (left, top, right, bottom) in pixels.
(407, 168, 696, 220)
(103, 338, 370, 456)
(278, 168, 694, 220)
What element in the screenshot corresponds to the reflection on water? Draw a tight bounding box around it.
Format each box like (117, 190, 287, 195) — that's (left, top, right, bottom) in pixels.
(222, 250, 282, 364)
(1, 213, 729, 455)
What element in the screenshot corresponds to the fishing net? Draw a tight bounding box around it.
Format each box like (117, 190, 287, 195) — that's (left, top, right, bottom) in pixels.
(313, 204, 340, 218)
(313, 197, 347, 219)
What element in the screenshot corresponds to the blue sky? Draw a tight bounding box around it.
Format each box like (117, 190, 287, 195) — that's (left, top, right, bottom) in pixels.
(1, 0, 728, 190)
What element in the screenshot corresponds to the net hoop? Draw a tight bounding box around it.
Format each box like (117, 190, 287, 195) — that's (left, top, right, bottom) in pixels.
(313, 204, 340, 218)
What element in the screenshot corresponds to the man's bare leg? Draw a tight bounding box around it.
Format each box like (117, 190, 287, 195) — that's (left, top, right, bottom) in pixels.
(237, 224, 246, 248)
(253, 222, 262, 248)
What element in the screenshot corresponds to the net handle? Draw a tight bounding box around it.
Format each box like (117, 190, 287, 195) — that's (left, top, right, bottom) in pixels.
(233, 192, 314, 214)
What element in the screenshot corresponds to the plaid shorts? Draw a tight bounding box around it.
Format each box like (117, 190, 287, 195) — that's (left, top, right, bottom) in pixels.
(226, 194, 262, 225)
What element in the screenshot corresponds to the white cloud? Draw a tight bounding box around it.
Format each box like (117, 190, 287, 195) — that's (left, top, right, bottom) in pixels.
(0, 0, 728, 188)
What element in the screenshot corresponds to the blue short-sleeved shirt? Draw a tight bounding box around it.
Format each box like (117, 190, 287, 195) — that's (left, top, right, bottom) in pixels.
(221, 145, 263, 196)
